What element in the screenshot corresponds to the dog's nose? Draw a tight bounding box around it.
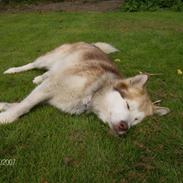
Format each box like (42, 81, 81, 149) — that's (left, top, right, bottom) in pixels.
(118, 121, 128, 132)
(112, 121, 129, 135)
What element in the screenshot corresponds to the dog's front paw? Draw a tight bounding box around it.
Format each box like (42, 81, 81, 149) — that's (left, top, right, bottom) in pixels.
(4, 67, 19, 74)
(0, 103, 17, 112)
(33, 76, 43, 84)
(0, 103, 8, 112)
(0, 112, 17, 124)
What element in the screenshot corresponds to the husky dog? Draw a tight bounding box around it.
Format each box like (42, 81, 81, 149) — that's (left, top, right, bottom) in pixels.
(0, 42, 169, 135)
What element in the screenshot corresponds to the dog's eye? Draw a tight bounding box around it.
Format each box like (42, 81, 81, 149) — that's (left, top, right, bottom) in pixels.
(114, 87, 125, 99)
(135, 118, 138, 121)
(126, 102, 130, 110)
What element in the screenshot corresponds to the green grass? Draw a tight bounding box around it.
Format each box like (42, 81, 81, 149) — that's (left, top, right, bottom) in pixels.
(0, 11, 183, 183)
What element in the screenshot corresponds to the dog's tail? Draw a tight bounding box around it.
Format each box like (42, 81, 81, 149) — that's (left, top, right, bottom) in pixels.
(93, 42, 119, 54)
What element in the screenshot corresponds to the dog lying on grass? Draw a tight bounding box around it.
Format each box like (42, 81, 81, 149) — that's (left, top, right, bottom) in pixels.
(0, 42, 170, 135)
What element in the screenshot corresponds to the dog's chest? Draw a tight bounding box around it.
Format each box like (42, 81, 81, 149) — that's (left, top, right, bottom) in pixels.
(49, 95, 91, 114)
(48, 74, 92, 114)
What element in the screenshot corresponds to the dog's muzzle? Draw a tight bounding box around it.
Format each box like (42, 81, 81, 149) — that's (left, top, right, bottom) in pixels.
(113, 121, 129, 135)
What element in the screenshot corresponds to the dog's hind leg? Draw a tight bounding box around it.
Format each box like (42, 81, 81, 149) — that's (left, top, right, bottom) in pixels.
(3, 55, 53, 74)
(0, 83, 51, 124)
(4, 44, 71, 74)
(4, 63, 36, 74)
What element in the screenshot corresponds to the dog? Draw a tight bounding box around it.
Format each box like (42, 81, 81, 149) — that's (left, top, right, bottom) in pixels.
(0, 42, 170, 135)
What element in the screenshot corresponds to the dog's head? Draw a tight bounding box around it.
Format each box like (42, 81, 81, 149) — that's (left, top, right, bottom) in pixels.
(93, 74, 170, 136)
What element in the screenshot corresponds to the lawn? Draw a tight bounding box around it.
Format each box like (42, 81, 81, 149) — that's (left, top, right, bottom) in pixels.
(0, 11, 183, 183)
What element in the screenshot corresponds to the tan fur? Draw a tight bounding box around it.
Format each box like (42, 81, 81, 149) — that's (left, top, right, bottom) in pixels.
(113, 79, 153, 116)
(1, 42, 169, 134)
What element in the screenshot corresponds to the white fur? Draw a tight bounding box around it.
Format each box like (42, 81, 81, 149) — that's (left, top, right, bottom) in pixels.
(4, 63, 34, 74)
(33, 72, 50, 84)
(1, 43, 141, 126)
(126, 100, 145, 126)
(0, 103, 17, 112)
(99, 91, 129, 125)
(92, 90, 145, 130)
(0, 83, 50, 123)
(1, 42, 169, 135)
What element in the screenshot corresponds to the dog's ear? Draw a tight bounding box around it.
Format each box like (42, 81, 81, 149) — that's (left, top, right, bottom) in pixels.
(153, 106, 170, 116)
(113, 82, 128, 98)
(130, 74, 148, 88)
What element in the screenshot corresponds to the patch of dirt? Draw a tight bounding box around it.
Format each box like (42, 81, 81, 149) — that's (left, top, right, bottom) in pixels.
(0, 0, 123, 13)
(63, 156, 80, 167)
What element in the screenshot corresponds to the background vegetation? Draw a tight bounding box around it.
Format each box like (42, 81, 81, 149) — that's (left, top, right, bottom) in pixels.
(0, 0, 99, 4)
(122, 0, 183, 11)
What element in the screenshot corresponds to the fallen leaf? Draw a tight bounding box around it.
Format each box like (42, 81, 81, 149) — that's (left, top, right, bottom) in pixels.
(138, 71, 163, 76)
(63, 156, 80, 167)
(40, 177, 48, 183)
(134, 162, 155, 170)
(63, 156, 74, 166)
(114, 58, 121, 62)
(177, 69, 182, 75)
(134, 141, 151, 152)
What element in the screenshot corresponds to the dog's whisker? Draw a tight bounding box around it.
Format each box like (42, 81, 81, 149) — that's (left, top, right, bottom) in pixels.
(153, 100, 162, 104)
(138, 71, 163, 76)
